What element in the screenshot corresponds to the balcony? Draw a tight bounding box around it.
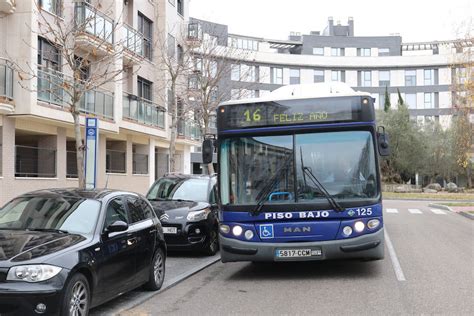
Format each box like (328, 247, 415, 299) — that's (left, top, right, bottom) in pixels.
(74, 1, 114, 54)
(178, 120, 201, 141)
(0, 58, 14, 114)
(122, 93, 165, 128)
(37, 67, 114, 120)
(123, 24, 146, 64)
(187, 23, 203, 47)
(0, 0, 16, 14)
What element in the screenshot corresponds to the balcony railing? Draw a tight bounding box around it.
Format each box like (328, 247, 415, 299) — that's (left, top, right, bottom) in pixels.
(75, 1, 114, 44)
(15, 145, 56, 178)
(124, 24, 144, 56)
(37, 67, 114, 120)
(0, 58, 13, 100)
(123, 94, 165, 128)
(178, 120, 201, 141)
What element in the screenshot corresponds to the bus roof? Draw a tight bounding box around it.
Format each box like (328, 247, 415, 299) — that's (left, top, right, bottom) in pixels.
(221, 82, 372, 106)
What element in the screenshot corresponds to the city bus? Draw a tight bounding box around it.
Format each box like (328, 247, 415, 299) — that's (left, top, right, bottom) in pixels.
(202, 82, 390, 262)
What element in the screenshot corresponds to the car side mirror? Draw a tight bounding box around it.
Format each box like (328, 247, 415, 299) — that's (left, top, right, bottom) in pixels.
(106, 221, 128, 233)
(202, 136, 215, 164)
(377, 126, 390, 157)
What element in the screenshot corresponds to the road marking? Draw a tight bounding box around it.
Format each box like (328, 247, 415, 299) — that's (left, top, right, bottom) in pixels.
(384, 229, 406, 282)
(408, 208, 422, 214)
(386, 208, 398, 213)
(430, 208, 447, 215)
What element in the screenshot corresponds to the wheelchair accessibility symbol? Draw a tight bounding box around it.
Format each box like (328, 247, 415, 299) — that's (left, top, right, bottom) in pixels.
(259, 224, 274, 239)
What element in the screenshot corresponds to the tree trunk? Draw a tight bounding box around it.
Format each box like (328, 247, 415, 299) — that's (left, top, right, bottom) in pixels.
(169, 81, 177, 172)
(73, 110, 86, 189)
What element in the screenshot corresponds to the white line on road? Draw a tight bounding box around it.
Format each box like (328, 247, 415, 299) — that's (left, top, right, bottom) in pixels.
(430, 208, 447, 215)
(408, 208, 422, 214)
(386, 208, 398, 213)
(384, 229, 406, 282)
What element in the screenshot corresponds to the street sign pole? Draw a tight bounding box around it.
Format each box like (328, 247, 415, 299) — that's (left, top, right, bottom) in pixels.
(85, 118, 99, 189)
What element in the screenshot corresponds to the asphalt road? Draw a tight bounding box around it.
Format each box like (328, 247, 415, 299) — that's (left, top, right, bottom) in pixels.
(124, 200, 474, 315)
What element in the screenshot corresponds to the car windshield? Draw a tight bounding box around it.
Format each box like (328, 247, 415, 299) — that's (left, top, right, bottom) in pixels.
(0, 196, 101, 235)
(220, 131, 377, 205)
(147, 178, 209, 202)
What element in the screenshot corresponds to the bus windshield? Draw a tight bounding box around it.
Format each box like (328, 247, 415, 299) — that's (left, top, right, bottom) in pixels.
(220, 131, 377, 205)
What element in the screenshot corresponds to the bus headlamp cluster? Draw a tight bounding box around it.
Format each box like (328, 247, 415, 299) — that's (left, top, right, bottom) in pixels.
(342, 219, 380, 237)
(220, 224, 254, 240)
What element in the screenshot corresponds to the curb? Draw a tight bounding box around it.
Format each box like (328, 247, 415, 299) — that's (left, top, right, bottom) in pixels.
(429, 203, 474, 220)
(111, 255, 220, 315)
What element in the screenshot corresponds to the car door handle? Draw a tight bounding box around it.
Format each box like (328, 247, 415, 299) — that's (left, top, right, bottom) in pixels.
(127, 237, 137, 246)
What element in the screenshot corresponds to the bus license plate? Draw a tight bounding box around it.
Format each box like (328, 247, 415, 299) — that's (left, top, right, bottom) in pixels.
(275, 249, 312, 258)
(162, 227, 177, 234)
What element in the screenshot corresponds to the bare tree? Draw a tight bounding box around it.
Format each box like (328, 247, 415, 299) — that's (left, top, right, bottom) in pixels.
(185, 27, 258, 174)
(12, 1, 129, 189)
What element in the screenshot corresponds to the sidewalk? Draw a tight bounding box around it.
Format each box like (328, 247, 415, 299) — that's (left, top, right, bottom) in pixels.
(429, 203, 474, 220)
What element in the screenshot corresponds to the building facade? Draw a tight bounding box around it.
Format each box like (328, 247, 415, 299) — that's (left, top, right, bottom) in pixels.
(0, 0, 199, 205)
(189, 17, 473, 175)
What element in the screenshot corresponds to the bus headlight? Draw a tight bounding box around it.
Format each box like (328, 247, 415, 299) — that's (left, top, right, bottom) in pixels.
(367, 219, 380, 230)
(232, 225, 243, 236)
(219, 224, 230, 234)
(244, 230, 254, 240)
(354, 221, 365, 233)
(342, 226, 353, 237)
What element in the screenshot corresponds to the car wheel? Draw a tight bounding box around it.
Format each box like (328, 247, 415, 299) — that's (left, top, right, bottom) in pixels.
(203, 229, 219, 256)
(61, 273, 90, 316)
(144, 248, 165, 291)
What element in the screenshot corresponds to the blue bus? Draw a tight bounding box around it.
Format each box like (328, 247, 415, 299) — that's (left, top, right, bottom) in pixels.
(202, 83, 389, 262)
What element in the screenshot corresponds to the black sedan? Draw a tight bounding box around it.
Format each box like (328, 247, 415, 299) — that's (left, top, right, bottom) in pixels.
(0, 188, 166, 316)
(146, 174, 219, 255)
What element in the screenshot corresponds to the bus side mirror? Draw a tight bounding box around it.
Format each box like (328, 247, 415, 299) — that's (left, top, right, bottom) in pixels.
(377, 126, 390, 156)
(202, 137, 215, 164)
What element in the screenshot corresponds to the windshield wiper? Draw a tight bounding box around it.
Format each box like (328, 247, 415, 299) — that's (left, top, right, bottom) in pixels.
(300, 147, 344, 213)
(27, 228, 69, 234)
(251, 152, 294, 216)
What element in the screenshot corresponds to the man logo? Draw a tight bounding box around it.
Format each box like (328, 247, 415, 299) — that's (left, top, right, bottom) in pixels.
(283, 226, 311, 233)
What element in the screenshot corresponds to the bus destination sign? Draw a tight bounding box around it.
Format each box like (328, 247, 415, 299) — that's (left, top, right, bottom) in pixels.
(221, 97, 366, 129)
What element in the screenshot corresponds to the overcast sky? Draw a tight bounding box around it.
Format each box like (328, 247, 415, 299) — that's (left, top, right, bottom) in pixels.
(189, 0, 473, 42)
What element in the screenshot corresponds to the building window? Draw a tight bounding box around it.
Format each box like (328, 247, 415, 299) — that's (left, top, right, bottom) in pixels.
(331, 70, 344, 82)
(177, 0, 184, 16)
(38, 37, 61, 70)
(271, 67, 283, 84)
(424, 69, 435, 85)
(314, 70, 324, 83)
(405, 70, 417, 86)
(361, 71, 371, 87)
(231, 64, 255, 82)
(378, 93, 386, 109)
(424, 93, 433, 109)
(188, 76, 199, 90)
(378, 48, 390, 56)
(458, 67, 467, 84)
(331, 48, 344, 56)
(210, 61, 217, 78)
(137, 77, 152, 101)
(138, 12, 153, 60)
(228, 37, 259, 51)
(405, 93, 417, 109)
(379, 70, 390, 87)
(231, 64, 240, 81)
(289, 69, 300, 85)
(312, 47, 324, 56)
(40, 0, 61, 16)
(358, 48, 371, 57)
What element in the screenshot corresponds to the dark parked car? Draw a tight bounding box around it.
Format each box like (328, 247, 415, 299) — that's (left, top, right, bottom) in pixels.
(146, 174, 219, 255)
(0, 188, 166, 316)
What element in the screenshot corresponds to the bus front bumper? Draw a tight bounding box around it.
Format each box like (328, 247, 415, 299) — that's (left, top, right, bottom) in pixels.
(220, 228, 384, 262)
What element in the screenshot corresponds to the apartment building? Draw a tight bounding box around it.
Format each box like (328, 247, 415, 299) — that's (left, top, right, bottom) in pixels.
(0, 0, 200, 204)
(189, 17, 473, 173)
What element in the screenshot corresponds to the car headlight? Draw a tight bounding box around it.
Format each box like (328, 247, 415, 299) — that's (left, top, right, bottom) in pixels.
(187, 208, 211, 222)
(7, 265, 62, 283)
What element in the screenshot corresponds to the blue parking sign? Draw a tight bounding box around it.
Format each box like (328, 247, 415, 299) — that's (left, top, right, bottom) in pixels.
(259, 224, 274, 239)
